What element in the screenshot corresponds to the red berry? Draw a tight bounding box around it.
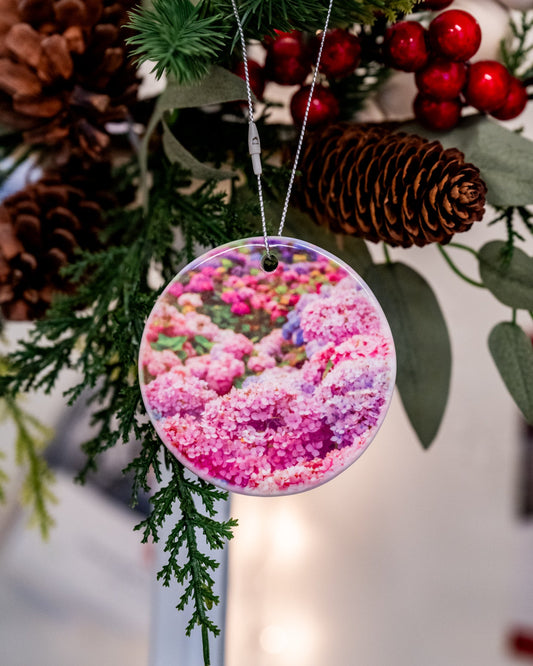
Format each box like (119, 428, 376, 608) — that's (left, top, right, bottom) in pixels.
(415, 58, 467, 101)
(265, 30, 307, 58)
(491, 76, 528, 120)
(417, 0, 453, 9)
(464, 60, 511, 112)
(384, 21, 429, 72)
(414, 94, 462, 131)
(319, 29, 361, 79)
(429, 10, 481, 62)
(265, 54, 311, 86)
(384, 22, 430, 73)
(290, 84, 339, 128)
(264, 31, 312, 86)
(234, 59, 265, 100)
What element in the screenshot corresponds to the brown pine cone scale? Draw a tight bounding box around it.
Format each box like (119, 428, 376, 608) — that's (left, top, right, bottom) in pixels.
(297, 123, 487, 248)
(0, 159, 126, 320)
(0, 0, 138, 162)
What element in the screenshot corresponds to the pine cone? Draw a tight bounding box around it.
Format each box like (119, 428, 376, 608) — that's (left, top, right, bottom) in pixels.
(0, 160, 120, 320)
(296, 123, 487, 248)
(0, 0, 139, 161)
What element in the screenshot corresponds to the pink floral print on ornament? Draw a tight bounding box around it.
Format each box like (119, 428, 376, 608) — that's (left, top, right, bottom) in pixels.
(139, 238, 395, 496)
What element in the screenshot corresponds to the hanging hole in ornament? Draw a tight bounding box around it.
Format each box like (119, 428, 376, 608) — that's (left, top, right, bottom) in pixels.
(261, 252, 279, 272)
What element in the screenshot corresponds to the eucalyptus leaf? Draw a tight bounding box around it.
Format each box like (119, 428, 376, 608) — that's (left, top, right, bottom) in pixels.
(162, 120, 235, 181)
(140, 66, 249, 204)
(402, 116, 533, 207)
(478, 240, 533, 310)
(365, 262, 451, 448)
(489, 322, 533, 424)
(156, 66, 250, 112)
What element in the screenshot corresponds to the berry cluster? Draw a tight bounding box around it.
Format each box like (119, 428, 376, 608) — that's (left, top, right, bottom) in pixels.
(236, 28, 362, 128)
(384, 8, 528, 131)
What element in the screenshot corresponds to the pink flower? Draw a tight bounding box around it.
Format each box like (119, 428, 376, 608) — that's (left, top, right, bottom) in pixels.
(237, 286, 255, 300)
(250, 292, 270, 309)
(221, 290, 239, 304)
(269, 305, 287, 321)
(300, 288, 381, 345)
(248, 352, 276, 373)
(143, 367, 216, 418)
(241, 274, 259, 288)
(255, 328, 284, 356)
(184, 311, 220, 339)
(205, 352, 245, 394)
(186, 355, 210, 380)
(213, 332, 254, 359)
(178, 292, 203, 308)
(188, 273, 214, 292)
(168, 282, 184, 298)
(231, 301, 251, 316)
(142, 347, 182, 377)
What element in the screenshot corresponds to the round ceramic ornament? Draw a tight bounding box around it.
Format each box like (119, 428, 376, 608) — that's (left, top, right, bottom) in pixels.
(139, 237, 396, 496)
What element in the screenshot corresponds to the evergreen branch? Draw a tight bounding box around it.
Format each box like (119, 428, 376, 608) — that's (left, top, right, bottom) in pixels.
(158, 454, 236, 665)
(500, 11, 533, 78)
(124, 426, 163, 507)
(208, 0, 417, 36)
(517, 206, 533, 236)
(488, 206, 532, 265)
(1, 155, 243, 662)
(1, 394, 56, 538)
(134, 453, 237, 665)
(0, 450, 7, 503)
(127, 0, 226, 83)
(127, 0, 417, 82)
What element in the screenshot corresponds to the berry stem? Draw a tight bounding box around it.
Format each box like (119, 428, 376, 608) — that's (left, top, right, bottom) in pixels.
(437, 244, 485, 289)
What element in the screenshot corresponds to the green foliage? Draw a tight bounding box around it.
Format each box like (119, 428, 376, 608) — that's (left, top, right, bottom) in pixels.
(478, 240, 533, 310)
(138, 68, 249, 202)
(162, 120, 236, 181)
(489, 322, 533, 424)
(127, 0, 417, 82)
(500, 11, 533, 78)
(127, 0, 226, 84)
(210, 0, 417, 35)
(0, 393, 55, 538)
(136, 453, 237, 666)
(488, 206, 533, 262)
(365, 262, 452, 448)
(0, 156, 249, 661)
(0, 451, 7, 503)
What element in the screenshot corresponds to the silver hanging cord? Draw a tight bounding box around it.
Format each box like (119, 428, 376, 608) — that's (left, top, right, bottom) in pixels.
(230, 0, 335, 252)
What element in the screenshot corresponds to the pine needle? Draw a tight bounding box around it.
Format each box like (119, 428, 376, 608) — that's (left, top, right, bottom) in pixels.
(127, 0, 226, 83)
(1, 394, 56, 539)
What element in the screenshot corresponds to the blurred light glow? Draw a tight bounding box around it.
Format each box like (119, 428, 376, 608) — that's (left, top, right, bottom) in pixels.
(259, 624, 289, 654)
(270, 507, 308, 561)
(259, 615, 320, 664)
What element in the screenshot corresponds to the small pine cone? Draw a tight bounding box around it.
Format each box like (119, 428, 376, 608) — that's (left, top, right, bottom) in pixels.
(0, 0, 139, 162)
(296, 123, 487, 248)
(0, 160, 121, 320)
